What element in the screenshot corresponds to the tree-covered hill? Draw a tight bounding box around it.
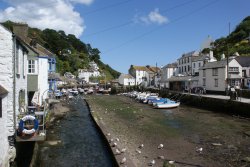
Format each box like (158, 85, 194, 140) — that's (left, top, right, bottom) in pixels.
(212, 16, 250, 59)
(1, 21, 120, 80)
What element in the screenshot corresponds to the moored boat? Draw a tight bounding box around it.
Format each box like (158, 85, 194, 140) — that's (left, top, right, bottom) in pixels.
(154, 100, 180, 109)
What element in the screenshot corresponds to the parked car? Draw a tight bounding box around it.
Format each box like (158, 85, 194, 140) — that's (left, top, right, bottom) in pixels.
(54, 90, 62, 99)
(70, 90, 79, 96)
(191, 87, 206, 94)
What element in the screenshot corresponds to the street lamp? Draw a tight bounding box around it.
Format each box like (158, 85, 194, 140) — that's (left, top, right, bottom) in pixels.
(188, 78, 191, 94)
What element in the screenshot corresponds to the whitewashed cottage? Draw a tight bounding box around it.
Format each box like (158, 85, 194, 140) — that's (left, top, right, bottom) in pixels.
(235, 56, 250, 88)
(199, 56, 242, 93)
(118, 74, 135, 86)
(12, 24, 52, 106)
(0, 25, 29, 167)
(160, 63, 177, 88)
(78, 61, 100, 83)
(128, 65, 149, 86)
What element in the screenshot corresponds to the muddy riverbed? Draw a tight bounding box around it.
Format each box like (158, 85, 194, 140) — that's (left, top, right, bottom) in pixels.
(87, 95, 250, 167)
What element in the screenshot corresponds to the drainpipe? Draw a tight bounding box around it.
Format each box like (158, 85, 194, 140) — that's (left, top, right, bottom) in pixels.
(12, 34, 17, 132)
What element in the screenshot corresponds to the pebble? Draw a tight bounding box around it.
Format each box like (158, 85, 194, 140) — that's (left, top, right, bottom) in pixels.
(211, 143, 222, 146)
(157, 156, 164, 160)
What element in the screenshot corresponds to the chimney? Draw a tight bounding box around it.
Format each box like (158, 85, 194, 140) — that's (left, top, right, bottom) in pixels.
(12, 23, 28, 40)
(209, 50, 214, 59)
(233, 52, 240, 57)
(221, 53, 225, 60)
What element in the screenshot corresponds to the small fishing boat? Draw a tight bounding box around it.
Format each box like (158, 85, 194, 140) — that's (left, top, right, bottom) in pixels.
(150, 98, 167, 105)
(154, 100, 180, 109)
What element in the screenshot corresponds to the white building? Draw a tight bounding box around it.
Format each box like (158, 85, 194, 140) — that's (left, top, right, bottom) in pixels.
(0, 25, 29, 167)
(177, 51, 199, 76)
(89, 61, 99, 71)
(78, 61, 100, 83)
(235, 56, 250, 88)
(191, 51, 217, 76)
(160, 63, 177, 88)
(12, 24, 50, 106)
(118, 74, 135, 86)
(199, 58, 242, 92)
(129, 65, 149, 86)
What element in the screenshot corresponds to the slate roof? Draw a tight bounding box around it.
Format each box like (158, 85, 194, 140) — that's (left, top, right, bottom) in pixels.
(147, 66, 160, 73)
(181, 51, 199, 58)
(124, 74, 134, 79)
(163, 63, 177, 68)
(235, 56, 250, 67)
(192, 54, 209, 62)
(132, 65, 150, 71)
(200, 59, 232, 69)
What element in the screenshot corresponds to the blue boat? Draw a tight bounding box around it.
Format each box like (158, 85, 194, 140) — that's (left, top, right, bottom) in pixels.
(154, 99, 180, 109)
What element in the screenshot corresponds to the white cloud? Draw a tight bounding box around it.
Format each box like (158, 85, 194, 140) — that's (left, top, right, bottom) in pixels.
(69, 0, 94, 5)
(135, 8, 168, 25)
(0, 0, 93, 37)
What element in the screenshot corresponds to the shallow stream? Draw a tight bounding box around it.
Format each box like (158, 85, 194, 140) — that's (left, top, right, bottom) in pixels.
(37, 96, 116, 167)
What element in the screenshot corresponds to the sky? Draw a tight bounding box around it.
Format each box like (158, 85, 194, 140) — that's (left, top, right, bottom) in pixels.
(0, 0, 249, 73)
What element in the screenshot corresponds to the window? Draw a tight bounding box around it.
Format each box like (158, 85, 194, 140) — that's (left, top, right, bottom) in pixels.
(214, 79, 218, 87)
(188, 57, 189, 63)
(188, 65, 190, 71)
(184, 66, 186, 72)
(203, 70, 206, 77)
(179, 67, 181, 73)
(203, 78, 206, 86)
(212, 68, 218, 76)
(0, 97, 2, 118)
(229, 67, 239, 72)
(193, 63, 195, 68)
(28, 60, 35, 74)
(199, 62, 201, 67)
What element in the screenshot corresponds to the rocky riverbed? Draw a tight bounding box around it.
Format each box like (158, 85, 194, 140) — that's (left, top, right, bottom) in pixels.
(86, 94, 250, 167)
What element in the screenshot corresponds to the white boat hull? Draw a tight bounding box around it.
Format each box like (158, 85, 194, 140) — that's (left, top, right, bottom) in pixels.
(155, 102, 180, 109)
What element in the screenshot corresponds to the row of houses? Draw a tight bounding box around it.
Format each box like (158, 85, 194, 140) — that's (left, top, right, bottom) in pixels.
(0, 23, 57, 166)
(78, 61, 101, 83)
(162, 52, 250, 93)
(118, 37, 250, 93)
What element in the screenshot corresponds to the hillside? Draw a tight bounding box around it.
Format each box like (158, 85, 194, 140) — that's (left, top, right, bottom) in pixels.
(211, 16, 250, 59)
(1, 21, 120, 80)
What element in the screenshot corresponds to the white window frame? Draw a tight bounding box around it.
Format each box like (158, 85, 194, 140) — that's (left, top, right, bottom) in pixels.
(28, 59, 36, 74)
(229, 67, 239, 72)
